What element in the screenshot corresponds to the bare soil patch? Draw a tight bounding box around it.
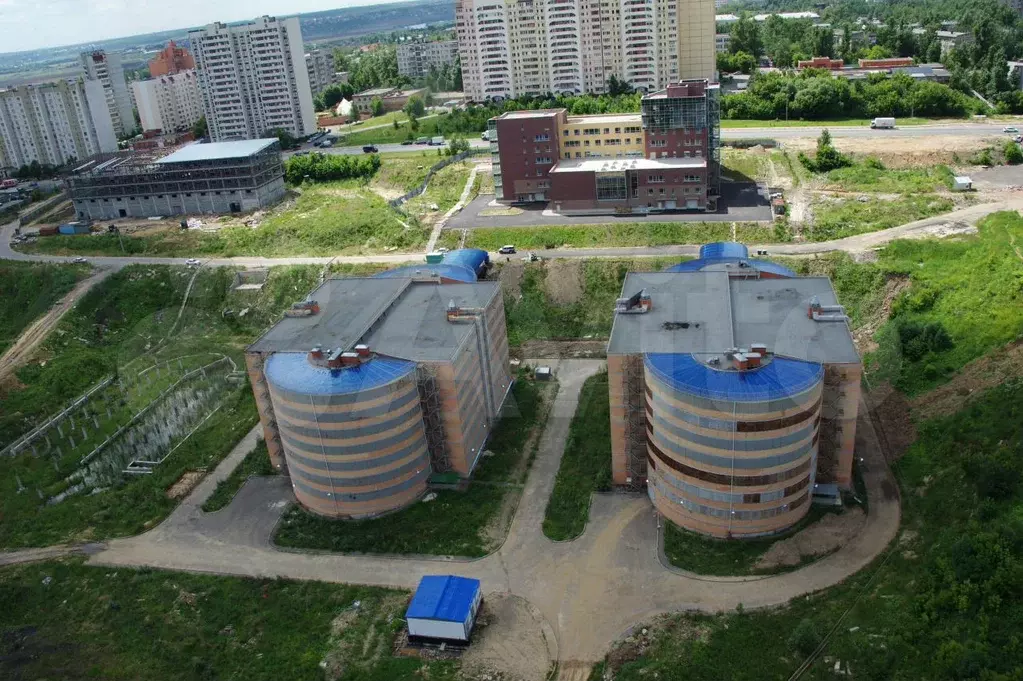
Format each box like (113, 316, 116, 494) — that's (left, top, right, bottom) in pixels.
(910, 339, 1023, 421)
(866, 382, 917, 460)
(599, 616, 709, 681)
(514, 340, 607, 360)
(785, 135, 994, 166)
(544, 260, 584, 305)
(165, 469, 206, 500)
(460, 594, 555, 681)
(497, 261, 525, 301)
(754, 507, 866, 571)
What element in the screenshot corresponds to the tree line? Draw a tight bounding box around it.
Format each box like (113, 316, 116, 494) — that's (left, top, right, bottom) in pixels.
(283, 153, 381, 184)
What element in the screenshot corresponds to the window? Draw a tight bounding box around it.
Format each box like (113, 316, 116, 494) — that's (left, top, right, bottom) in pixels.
(535, 157, 552, 164)
(650, 139, 667, 148)
(573, 129, 580, 136)
(684, 174, 700, 183)
(536, 169, 543, 176)
(594, 140, 601, 146)
(659, 188, 665, 194)
(615, 127, 621, 133)
(603, 128, 610, 134)
(648, 174, 664, 183)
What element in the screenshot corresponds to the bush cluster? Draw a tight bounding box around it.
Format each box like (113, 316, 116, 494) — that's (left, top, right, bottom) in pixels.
(283, 153, 381, 184)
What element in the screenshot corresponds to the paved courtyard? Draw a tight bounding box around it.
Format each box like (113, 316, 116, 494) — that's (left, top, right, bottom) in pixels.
(446, 182, 773, 229)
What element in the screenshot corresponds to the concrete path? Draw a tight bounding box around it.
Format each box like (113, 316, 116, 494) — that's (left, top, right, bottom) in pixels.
(85, 359, 902, 673)
(425, 161, 488, 252)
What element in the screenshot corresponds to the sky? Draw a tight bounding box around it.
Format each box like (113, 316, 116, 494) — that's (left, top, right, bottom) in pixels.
(0, 0, 385, 53)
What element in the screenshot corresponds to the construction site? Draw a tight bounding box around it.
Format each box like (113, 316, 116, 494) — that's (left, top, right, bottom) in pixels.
(607, 242, 862, 537)
(245, 248, 514, 518)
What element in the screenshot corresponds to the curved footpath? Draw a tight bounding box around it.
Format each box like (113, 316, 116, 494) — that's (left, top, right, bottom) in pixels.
(3, 360, 896, 674)
(4, 197, 1023, 270)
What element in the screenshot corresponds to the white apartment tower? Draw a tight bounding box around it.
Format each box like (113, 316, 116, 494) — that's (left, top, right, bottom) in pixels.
(189, 16, 317, 141)
(79, 51, 135, 136)
(132, 71, 204, 133)
(306, 49, 346, 96)
(0, 79, 117, 169)
(397, 40, 460, 79)
(456, 0, 715, 100)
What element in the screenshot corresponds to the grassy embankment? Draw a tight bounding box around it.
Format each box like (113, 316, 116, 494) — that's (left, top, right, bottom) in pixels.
(0, 263, 383, 548)
(0, 261, 87, 355)
(273, 373, 554, 557)
(719, 117, 933, 128)
(591, 376, 1023, 680)
(0, 560, 457, 680)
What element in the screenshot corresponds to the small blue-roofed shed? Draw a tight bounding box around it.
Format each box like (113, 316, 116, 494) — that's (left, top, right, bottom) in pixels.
(406, 575, 483, 643)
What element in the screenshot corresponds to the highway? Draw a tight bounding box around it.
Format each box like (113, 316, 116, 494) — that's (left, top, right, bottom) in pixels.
(287, 121, 1016, 158)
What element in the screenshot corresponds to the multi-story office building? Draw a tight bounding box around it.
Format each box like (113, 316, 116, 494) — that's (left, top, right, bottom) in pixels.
(80, 51, 135, 136)
(397, 40, 459, 79)
(488, 79, 719, 212)
(456, 0, 715, 100)
(132, 71, 203, 133)
(189, 16, 317, 141)
(306, 49, 347, 96)
(0, 79, 117, 169)
(149, 41, 196, 77)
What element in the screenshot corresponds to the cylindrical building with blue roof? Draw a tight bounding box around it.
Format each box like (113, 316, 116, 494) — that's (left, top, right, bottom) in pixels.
(264, 352, 432, 518)
(643, 353, 823, 537)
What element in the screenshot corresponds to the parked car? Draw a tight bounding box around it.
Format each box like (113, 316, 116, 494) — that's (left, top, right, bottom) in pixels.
(415, 137, 430, 145)
(185, 258, 201, 267)
(498, 244, 516, 254)
(480, 131, 489, 141)
(72, 256, 88, 264)
(1015, 135, 1023, 143)
(363, 145, 379, 153)
(436, 247, 450, 253)
(293, 150, 309, 156)
(429, 136, 445, 146)
(401, 139, 414, 145)
(1004, 126, 1020, 133)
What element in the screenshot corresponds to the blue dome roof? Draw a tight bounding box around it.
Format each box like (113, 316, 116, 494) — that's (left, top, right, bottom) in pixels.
(265, 353, 416, 395)
(442, 248, 490, 275)
(374, 263, 477, 282)
(664, 242, 797, 278)
(644, 353, 823, 402)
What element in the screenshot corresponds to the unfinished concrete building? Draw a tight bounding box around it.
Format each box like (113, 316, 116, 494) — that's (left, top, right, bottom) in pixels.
(607, 243, 861, 538)
(246, 258, 511, 519)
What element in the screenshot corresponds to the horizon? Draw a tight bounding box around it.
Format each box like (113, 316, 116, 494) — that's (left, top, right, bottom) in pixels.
(0, 0, 411, 55)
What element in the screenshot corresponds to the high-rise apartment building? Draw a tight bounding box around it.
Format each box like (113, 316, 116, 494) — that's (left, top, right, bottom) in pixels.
(0, 79, 117, 169)
(189, 16, 317, 141)
(456, 0, 696, 100)
(132, 71, 203, 133)
(397, 40, 459, 79)
(305, 49, 348, 97)
(149, 41, 196, 77)
(80, 51, 135, 136)
(677, 0, 716, 80)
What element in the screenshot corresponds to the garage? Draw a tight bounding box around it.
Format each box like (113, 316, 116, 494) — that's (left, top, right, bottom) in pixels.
(406, 575, 483, 644)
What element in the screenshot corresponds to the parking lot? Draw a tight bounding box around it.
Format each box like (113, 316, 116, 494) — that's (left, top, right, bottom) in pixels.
(446, 181, 773, 229)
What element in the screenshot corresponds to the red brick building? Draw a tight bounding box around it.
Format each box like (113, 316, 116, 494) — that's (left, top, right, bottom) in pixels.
(488, 79, 720, 212)
(149, 41, 195, 77)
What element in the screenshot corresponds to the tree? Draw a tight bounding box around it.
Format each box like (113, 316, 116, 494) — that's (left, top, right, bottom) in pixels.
(730, 14, 763, 58)
(264, 127, 297, 150)
(1005, 140, 1023, 164)
(446, 137, 470, 156)
(313, 95, 325, 112)
(322, 84, 345, 109)
(191, 116, 208, 140)
(370, 97, 385, 117)
(403, 95, 426, 118)
(393, 119, 400, 130)
(606, 75, 634, 96)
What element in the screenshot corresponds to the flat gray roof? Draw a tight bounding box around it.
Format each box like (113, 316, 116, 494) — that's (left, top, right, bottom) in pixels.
(247, 277, 501, 362)
(156, 139, 277, 164)
(607, 271, 860, 364)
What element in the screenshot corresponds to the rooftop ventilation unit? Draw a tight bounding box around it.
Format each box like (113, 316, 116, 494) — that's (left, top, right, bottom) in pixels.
(615, 288, 652, 314)
(284, 300, 320, 317)
(807, 296, 848, 322)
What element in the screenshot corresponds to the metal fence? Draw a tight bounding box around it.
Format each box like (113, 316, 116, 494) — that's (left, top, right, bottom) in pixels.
(388, 148, 488, 210)
(17, 190, 69, 226)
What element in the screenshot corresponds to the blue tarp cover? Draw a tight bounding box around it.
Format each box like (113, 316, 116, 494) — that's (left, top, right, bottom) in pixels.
(645, 353, 823, 402)
(699, 241, 749, 259)
(374, 263, 477, 282)
(406, 575, 481, 622)
(665, 241, 797, 278)
(264, 353, 415, 395)
(442, 249, 490, 276)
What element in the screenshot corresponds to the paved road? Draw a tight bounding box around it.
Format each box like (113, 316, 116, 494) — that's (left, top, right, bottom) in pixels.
(76, 359, 901, 675)
(305, 122, 1016, 157)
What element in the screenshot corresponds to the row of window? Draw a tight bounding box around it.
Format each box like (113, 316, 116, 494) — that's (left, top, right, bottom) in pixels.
(84, 189, 254, 203)
(651, 476, 810, 521)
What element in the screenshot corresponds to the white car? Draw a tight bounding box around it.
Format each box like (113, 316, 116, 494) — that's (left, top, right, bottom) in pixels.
(498, 245, 516, 254)
(1004, 126, 1019, 133)
(72, 256, 88, 264)
(436, 247, 450, 253)
(185, 258, 201, 267)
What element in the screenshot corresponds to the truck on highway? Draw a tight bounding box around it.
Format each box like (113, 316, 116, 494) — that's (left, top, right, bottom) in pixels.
(870, 117, 896, 129)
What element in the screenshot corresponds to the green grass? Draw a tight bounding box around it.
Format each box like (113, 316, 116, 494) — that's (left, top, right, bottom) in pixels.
(720, 117, 934, 128)
(721, 148, 771, 181)
(370, 155, 435, 192)
(407, 161, 472, 216)
(865, 211, 1023, 394)
(822, 163, 954, 194)
(464, 222, 769, 251)
(808, 194, 954, 241)
(592, 377, 1023, 681)
(201, 440, 276, 513)
(273, 377, 553, 557)
(542, 372, 611, 540)
(342, 117, 446, 146)
(0, 264, 344, 548)
(0, 559, 458, 681)
(18, 182, 429, 257)
(661, 506, 843, 576)
(0, 261, 86, 355)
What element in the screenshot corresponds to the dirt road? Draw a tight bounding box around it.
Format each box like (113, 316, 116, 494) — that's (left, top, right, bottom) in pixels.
(0, 268, 110, 381)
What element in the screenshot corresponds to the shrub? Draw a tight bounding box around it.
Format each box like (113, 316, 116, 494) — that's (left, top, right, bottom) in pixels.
(865, 156, 886, 170)
(283, 153, 380, 184)
(1004, 140, 1023, 165)
(896, 319, 953, 361)
(787, 618, 821, 657)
